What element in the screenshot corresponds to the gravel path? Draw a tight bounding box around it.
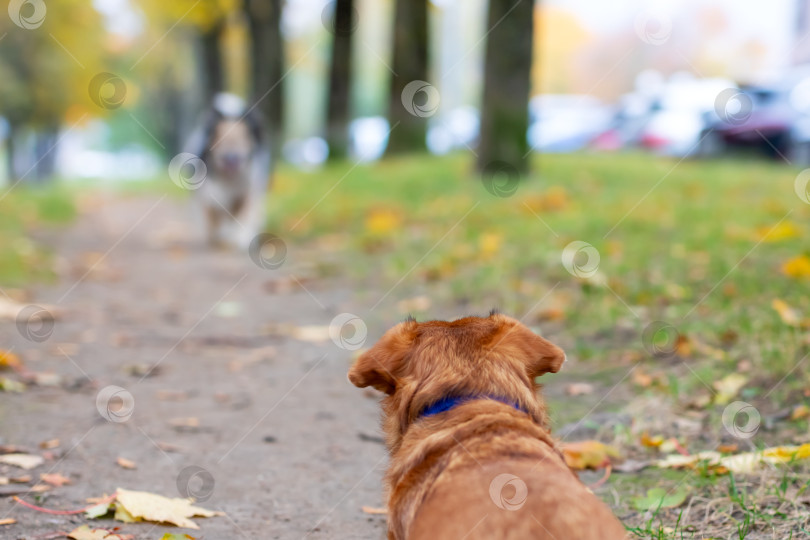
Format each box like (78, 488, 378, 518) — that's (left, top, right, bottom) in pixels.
(1, 193, 390, 539)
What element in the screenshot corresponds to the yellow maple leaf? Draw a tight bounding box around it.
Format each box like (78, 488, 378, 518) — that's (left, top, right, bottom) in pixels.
(782, 255, 810, 279)
(562, 440, 620, 470)
(114, 488, 223, 530)
(365, 209, 401, 235)
(478, 233, 502, 259)
(757, 221, 800, 242)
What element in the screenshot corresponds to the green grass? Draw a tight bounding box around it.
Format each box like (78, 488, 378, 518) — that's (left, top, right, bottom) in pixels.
(0, 185, 76, 287)
(271, 152, 810, 388)
(267, 152, 810, 538)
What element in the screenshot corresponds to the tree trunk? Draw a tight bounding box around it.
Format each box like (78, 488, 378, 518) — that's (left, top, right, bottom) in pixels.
(246, 0, 285, 160)
(5, 124, 16, 185)
(33, 126, 59, 183)
(386, 0, 429, 155)
(326, 0, 354, 160)
(477, 0, 534, 175)
(199, 20, 226, 107)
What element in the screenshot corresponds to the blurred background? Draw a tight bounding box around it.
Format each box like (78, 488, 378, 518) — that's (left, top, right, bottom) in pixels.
(3, 1, 810, 538)
(4, 0, 810, 180)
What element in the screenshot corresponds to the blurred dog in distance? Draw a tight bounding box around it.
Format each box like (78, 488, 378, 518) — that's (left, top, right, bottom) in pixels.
(185, 93, 271, 249)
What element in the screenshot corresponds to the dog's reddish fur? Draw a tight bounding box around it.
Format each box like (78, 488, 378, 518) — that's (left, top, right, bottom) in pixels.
(348, 313, 626, 540)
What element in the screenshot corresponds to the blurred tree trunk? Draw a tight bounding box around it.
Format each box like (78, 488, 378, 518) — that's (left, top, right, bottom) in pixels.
(5, 125, 17, 183)
(326, 0, 354, 160)
(386, 0, 429, 155)
(199, 20, 226, 105)
(246, 0, 285, 160)
(477, 0, 534, 175)
(33, 126, 58, 183)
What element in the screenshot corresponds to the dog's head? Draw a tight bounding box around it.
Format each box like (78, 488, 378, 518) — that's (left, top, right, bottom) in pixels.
(348, 312, 565, 451)
(199, 93, 264, 178)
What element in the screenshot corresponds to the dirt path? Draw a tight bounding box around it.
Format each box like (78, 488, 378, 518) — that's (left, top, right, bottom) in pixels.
(1, 193, 390, 539)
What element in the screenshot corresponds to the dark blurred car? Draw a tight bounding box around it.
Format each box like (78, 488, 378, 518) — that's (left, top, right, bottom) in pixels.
(700, 81, 810, 164)
(700, 85, 791, 158)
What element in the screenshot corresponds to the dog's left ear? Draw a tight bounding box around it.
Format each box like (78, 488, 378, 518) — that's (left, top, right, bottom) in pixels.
(348, 321, 416, 394)
(489, 315, 566, 380)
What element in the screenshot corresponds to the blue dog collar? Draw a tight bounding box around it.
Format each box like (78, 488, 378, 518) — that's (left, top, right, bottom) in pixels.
(418, 395, 526, 419)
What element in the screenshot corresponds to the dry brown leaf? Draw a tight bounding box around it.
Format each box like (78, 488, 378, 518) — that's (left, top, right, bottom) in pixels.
(10, 475, 31, 483)
(168, 417, 200, 430)
(361, 506, 387, 514)
(116, 457, 137, 470)
(0, 454, 44, 469)
(114, 487, 223, 529)
(40, 473, 70, 486)
(792, 405, 810, 420)
(39, 439, 60, 449)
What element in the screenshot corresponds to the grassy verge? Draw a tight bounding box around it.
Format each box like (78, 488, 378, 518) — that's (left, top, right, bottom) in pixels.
(0, 185, 76, 287)
(268, 152, 810, 538)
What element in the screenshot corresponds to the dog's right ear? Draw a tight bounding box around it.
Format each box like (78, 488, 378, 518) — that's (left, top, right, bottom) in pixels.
(348, 321, 416, 394)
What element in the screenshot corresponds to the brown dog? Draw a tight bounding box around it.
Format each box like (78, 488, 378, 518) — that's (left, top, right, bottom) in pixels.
(348, 313, 626, 539)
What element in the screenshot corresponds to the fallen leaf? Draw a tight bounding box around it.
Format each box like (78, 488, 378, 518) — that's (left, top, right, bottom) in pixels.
(0, 351, 22, 371)
(114, 487, 223, 529)
(782, 255, 810, 279)
(565, 383, 594, 396)
(0, 518, 15, 525)
(0, 377, 26, 392)
(792, 405, 810, 420)
(67, 525, 133, 540)
(632, 487, 688, 511)
(10, 475, 31, 483)
(31, 372, 63, 387)
(168, 417, 200, 430)
(772, 299, 801, 327)
(161, 534, 196, 540)
(365, 208, 401, 235)
(713, 373, 748, 405)
(39, 439, 60, 449)
(361, 506, 387, 514)
(613, 459, 650, 473)
(478, 233, 502, 259)
(116, 457, 137, 470)
(264, 323, 331, 343)
(0, 298, 60, 321)
(0, 454, 44, 470)
(656, 444, 810, 474)
(40, 473, 70, 487)
(562, 441, 620, 470)
(757, 221, 801, 242)
(85, 502, 113, 519)
(640, 433, 664, 448)
(717, 444, 738, 453)
(632, 369, 653, 388)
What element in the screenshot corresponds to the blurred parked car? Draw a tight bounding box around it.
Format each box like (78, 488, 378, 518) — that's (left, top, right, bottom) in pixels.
(700, 79, 810, 165)
(633, 75, 737, 157)
(527, 95, 614, 153)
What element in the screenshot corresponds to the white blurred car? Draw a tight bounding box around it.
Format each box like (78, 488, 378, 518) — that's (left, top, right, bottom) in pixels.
(527, 95, 614, 153)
